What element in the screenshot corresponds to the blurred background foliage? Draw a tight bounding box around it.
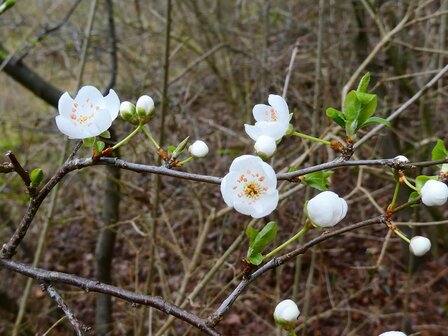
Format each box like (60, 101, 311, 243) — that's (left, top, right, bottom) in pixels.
(0, 0, 447, 335)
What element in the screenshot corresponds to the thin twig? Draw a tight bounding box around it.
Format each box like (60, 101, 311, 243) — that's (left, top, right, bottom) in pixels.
(42, 283, 86, 336)
(5, 151, 36, 196)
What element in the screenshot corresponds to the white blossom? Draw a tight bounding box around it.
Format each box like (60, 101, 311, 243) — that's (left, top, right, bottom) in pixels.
(56, 86, 120, 139)
(409, 236, 431, 256)
(189, 140, 209, 158)
(379, 332, 407, 336)
(254, 135, 277, 157)
(245, 94, 290, 141)
(421, 180, 448, 206)
(221, 155, 279, 218)
(307, 191, 348, 228)
(273, 299, 300, 324)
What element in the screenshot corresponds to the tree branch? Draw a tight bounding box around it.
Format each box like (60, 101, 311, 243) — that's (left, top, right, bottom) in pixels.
(206, 216, 384, 326)
(0, 259, 221, 336)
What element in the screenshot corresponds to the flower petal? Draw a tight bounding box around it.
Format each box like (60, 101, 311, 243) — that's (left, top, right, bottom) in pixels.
(268, 94, 289, 121)
(252, 190, 279, 218)
(229, 155, 262, 172)
(100, 89, 120, 120)
(220, 171, 241, 207)
(233, 200, 254, 216)
(252, 104, 271, 122)
(86, 109, 112, 137)
(55, 115, 90, 139)
(74, 86, 103, 104)
(244, 124, 262, 141)
(255, 120, 289, 140)
(260, 161, 277, 189)
(58, 92, 75, 118)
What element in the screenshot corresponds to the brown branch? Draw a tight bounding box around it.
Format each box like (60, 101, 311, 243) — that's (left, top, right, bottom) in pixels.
(42, 283, 87, 336)
(5, 151, 37, 197)
(206, 216, 384, 326)
(0, 162, 14, 173)
(0, 259, 221, 336)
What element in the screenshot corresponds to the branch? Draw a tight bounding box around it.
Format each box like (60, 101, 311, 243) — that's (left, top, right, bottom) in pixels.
(207, 216, 384, 326)
(0, 162, 14, 173)
(0, 259, 221, 336)
(42, 283, 87, 336)
(5, 151, 36, 197)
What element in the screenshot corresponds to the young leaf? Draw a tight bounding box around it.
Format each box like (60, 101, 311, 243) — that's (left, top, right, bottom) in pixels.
(343, 91, 362, 123)
(415, 175, 437, 192)
(431, 139, 447, 161)
(357, 72, 370, 93)
(247, 253, 264, 266)
(100, 130, 111, 139)
(302, 171, 334, 191)
(245, 227, 259, 246)
(354, 91, 375, 105)
(356, 95, 378, 128)
(83, 137, 96, 147)
(359, 116, 391, 128)
(95, 141, 105, 153)
(30, 168, 44, 188)
(408, 191, 420, 208)
(326, 107, 346, 127)
(167, 145, 176, 155)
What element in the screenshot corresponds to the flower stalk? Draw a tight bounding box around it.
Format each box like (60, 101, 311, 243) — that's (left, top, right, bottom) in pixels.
(112, 124, 143, 150)
(265, 224, 310, 259)
(291, 131, 331, 145)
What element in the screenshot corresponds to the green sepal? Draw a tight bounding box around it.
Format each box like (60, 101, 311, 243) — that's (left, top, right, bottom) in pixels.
(171, 136, 190, 158)
(302, 171, 334, 191)
(100, 130, 111, 139)
(431, 139, 447, 161)
(246, 221, 278, 265)
(83, 137, 96, 147)
(326, 107, 346, 127)
(30, 168, 44, 188)
(95, 141, 105, 153)
(357, 72, 370, 93)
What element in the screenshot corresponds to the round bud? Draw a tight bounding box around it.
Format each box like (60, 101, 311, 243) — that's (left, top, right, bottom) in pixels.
(393, 155, 409, 163)
(136, 95, 155, 124)
(254, 135, 277, 157)
(188, 140, 209, 158)
(379, 332, 407, 336)
(421, 180, 448, 206)
(307, 191, 348, 228)
(120, 101, 138, 125)
(273, 299, 300, 328)
(409, 236, 431, 256)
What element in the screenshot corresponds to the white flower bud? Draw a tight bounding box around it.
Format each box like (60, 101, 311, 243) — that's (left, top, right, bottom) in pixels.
(379, 331, 407, 336)
(393, 155, 409, 163)
(421, 180, 448, 206)
(307, 191, 348, 228)
(136, 95, 155, 124)
(120, 101, 138, 125)
(409, 236, 431, 256)
(254, 135, 277, 157)
(273, 299, 300, 326)
(188, 140, 209, 158)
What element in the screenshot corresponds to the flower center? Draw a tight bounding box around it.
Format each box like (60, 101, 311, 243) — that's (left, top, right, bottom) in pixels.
(265, 107, 278, 122)
(233, 170, 269, 203)
(244, 182, 262, 199)
(69, 97, 101, 126)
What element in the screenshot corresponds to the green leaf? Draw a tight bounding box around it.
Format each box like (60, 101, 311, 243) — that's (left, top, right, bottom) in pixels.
(288, 167, 297, 173)
(357, 72, 370, 93)
(83, 137, 96, 147)
(95, 141, 105, 153)
(355, 91, 375, 105)
(100, 130, 111, 139)
(302, 171, 334, 191)
(30, 168, 44, 188)
(343, 91, 362, 123)
(247, 253, 264, 266)
(356, 95, 378, 129)
(326, 107, 346, 127)
(431, 139, 447, 161)
(415, 175, 437, 192)
(359, 116, 391, 128)
(172, 136, 190, 158)
(167, 145, 176, 155)
(245, 227, 259, 246)
(246, 221, 278, 265)
(408, 191, 420, 208)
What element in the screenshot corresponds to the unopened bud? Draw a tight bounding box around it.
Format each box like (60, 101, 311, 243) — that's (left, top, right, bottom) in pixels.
(409, 236, 431, 256)
(120, 101, 138, 125)
(136, 95, 155, 124)
(254, 135, 276, 157)
(273, 299, 300, 330)
(189, 140, 209, 158)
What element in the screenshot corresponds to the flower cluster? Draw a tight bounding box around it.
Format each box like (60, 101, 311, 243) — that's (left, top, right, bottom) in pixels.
(245, 94, 290, 157)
